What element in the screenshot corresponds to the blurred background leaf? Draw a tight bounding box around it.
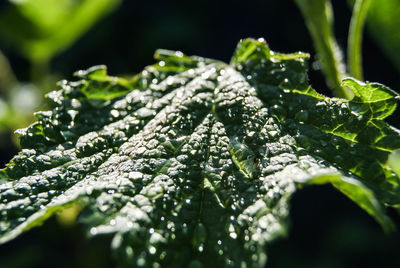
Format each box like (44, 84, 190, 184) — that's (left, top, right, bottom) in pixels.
(0, 0, 120, 62)
(0, 0, 121, 141)
(365, 0, 400, 73)
(348, 0, 400, 73)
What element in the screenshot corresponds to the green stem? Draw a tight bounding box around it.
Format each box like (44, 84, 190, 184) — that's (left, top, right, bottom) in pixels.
(295, 0, 353, 99)
(348, 0, 372, 80)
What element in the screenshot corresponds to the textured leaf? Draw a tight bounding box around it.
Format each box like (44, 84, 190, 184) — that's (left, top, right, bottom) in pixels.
(1, 38, 400, 267)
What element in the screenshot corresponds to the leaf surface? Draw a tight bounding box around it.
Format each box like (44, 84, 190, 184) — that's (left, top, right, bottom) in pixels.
(1, 38, 400, 267)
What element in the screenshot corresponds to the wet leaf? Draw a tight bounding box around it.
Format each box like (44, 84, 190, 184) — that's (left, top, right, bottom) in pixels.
(1, 38, 399, 267)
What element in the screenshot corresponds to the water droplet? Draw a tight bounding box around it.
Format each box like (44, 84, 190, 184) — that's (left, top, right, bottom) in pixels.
(149, 246, 156, 254)
(135, 107, 155, 119)
(110, 109, 120, 118)
(228, 138, 257, 179)
(136, 257, 146, 266)
(125, 246, 133, 257)
(90, 227, 97, 235)
(175, 51, 184, 57)
(269, 130, 278, 138)
(298, 160, 311, 169)
(198, 244, 204, 252)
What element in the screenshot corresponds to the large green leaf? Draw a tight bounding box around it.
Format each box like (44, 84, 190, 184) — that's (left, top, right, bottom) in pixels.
(0, 0, 120, 61)
(1, 38, 399, 267)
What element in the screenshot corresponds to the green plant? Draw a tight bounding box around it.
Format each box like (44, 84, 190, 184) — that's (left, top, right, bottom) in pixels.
(1, 0, 400, 267)
(0, 37, 399, 266)
(0, 0, 120, 133)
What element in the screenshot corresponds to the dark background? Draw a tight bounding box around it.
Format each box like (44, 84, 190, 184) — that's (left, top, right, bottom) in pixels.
(1, 0, 400, 267)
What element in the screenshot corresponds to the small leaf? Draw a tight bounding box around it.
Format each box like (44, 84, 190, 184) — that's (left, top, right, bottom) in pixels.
(343, 77, 399, 119)
(74, 65, 135, 101)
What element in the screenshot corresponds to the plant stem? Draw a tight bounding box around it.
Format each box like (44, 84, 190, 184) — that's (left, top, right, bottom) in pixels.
(347, 0, 372, 80)
(295, 0, 353, 99)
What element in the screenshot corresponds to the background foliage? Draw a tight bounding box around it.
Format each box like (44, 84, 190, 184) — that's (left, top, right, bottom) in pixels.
(0, 0, 399, 267)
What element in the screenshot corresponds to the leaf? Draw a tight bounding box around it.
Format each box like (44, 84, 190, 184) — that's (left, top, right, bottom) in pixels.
(74, 65, 136, 101)
(388, 149, 400, 178)
(1, 38, 400, 267)
(294, 173, 394, 232)
(0, 0, 120, 61)
(343, 77, 399, 119)
(362, 0, 400, 72)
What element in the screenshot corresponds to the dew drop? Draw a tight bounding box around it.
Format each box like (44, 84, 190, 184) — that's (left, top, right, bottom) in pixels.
(149, 246, 156, 254)
(110, 109, 120, 118)
(198, 244, 204, 252)
(90, 227, 98, 235)
(230, 232, 238, 239)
